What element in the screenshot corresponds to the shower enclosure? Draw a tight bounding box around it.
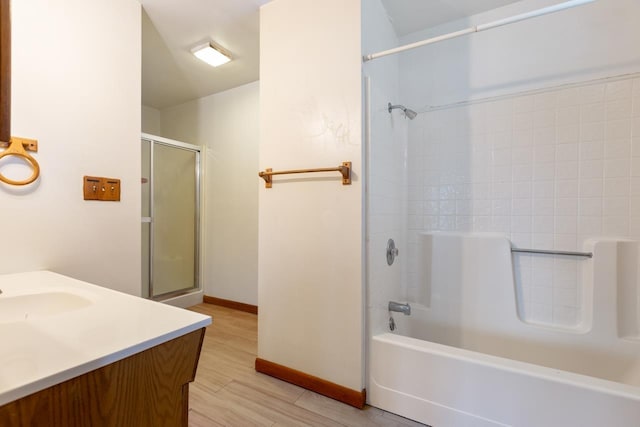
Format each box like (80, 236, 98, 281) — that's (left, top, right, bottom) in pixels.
(141, 133, 201, 301)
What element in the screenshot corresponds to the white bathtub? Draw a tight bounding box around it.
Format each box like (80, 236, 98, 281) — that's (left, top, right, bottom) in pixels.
(368, 233, 640, 426)
(370, 332, 640, 427)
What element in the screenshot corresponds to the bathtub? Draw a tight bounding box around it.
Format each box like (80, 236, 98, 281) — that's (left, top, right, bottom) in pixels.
(368, 233, 640, 426)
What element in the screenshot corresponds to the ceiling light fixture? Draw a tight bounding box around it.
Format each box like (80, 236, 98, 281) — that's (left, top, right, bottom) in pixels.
(191, 42, 232, 67)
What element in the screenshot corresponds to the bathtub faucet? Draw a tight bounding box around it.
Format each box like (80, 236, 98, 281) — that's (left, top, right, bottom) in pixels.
(388, 301, 411, 315)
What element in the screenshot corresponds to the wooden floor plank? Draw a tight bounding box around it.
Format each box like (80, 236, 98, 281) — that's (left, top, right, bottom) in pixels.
(190, 381, 275, 426)
(295, 391, 426, 427)
(187, 303, 426, 427)
(295, 391, 384, 427)
(198, 346, 306, 404)
(218, 380, 343, 427)
(380, 411, 429, 427)
(188, 408, 226, 427)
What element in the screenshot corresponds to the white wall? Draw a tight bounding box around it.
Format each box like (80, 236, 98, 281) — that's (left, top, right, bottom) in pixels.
(399, 0, 640, 110)
(161, 81, 259, 305)
(2, 0, 141, 295)
(258, 0, 363, 391)
(142, 105, 161, 134)
(398, 0, 640, 329)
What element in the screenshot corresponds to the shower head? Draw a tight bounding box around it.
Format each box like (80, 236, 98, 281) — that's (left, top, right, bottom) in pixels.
(404, 108, 417, 120)
(388, 102, 417, 120)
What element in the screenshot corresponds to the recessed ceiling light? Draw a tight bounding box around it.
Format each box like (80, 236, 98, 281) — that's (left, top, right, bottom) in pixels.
(191, 42, 232, 67)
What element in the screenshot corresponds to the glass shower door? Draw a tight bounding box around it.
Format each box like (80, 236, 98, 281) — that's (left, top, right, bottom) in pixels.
(142, 135, 200, 300)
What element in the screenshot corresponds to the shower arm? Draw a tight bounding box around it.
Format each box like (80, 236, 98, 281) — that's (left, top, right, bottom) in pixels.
(388, 103, 417, 119)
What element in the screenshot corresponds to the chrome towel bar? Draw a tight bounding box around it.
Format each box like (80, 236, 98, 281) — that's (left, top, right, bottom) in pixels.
(511, 248, 593, 258)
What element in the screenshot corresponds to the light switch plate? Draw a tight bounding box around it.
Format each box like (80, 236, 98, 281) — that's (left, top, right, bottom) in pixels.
(83, 176, 101, 200)
(103, 178, 121, 201)
(83, 176, 121, 201)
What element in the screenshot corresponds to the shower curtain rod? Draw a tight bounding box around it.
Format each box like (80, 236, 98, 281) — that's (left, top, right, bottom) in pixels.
(363, 0, 596, 62)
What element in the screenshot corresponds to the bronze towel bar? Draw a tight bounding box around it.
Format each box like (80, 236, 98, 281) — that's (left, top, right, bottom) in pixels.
(259, 161, 351, 188)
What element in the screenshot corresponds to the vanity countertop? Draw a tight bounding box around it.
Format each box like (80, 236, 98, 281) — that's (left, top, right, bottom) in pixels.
(0, 270, 211, 406)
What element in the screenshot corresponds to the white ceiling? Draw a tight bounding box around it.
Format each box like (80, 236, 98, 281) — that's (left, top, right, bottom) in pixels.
(141, 0, 270, 109)
(142, 0, 524, 109)
(380, 0, 525, 37)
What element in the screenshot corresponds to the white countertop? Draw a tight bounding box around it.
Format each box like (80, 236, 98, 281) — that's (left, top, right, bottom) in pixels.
(0, 271, 211, 406)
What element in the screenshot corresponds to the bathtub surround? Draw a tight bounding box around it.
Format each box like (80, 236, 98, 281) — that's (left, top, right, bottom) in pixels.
(364, 0, 640, 425)
(411, 234, 640, 382)
(1, 0, 141, 295)
(399, 0, 640, 329)
(408, 75, 640, 328)
(258, 0, 364, 400)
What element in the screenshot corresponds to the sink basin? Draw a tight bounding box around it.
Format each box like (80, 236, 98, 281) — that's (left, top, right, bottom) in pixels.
(0, 270, 211, 408)
(0, 292, 92, 324)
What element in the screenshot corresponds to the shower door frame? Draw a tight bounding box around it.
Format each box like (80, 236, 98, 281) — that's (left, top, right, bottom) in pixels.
(142, 133, 202, 301)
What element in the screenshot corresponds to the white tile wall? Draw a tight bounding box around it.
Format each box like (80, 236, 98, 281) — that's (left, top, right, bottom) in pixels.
(407, 75, 640, 329)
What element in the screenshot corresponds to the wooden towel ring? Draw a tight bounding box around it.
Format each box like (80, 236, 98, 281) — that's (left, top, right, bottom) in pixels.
(0, 137, 40, 185)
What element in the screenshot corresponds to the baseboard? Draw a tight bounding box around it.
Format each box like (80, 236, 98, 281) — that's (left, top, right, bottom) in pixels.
(255, 358, 366, 409)
(203, 295, 258, 314)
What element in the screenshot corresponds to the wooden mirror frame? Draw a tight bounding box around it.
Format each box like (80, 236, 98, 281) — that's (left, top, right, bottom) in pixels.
(0, 0, 10, 143)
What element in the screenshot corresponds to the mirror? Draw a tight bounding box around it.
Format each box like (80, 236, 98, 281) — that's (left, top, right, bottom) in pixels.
(0, 0, 9, 143)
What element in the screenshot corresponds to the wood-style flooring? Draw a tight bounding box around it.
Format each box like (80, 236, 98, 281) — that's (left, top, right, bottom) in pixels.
(186, 304, 426, 427)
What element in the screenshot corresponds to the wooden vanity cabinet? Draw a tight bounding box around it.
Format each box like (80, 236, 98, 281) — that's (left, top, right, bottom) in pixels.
(0, 328, 205, 427)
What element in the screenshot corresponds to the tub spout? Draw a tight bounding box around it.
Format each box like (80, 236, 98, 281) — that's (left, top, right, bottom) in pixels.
(388, 301, 411, 315)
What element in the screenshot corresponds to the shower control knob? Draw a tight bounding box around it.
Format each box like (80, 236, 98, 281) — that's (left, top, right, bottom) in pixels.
(386, 238, 399, 266)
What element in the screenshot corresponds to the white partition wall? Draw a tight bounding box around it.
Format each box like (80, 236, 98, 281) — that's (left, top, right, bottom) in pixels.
(257, 0, 364, 394)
